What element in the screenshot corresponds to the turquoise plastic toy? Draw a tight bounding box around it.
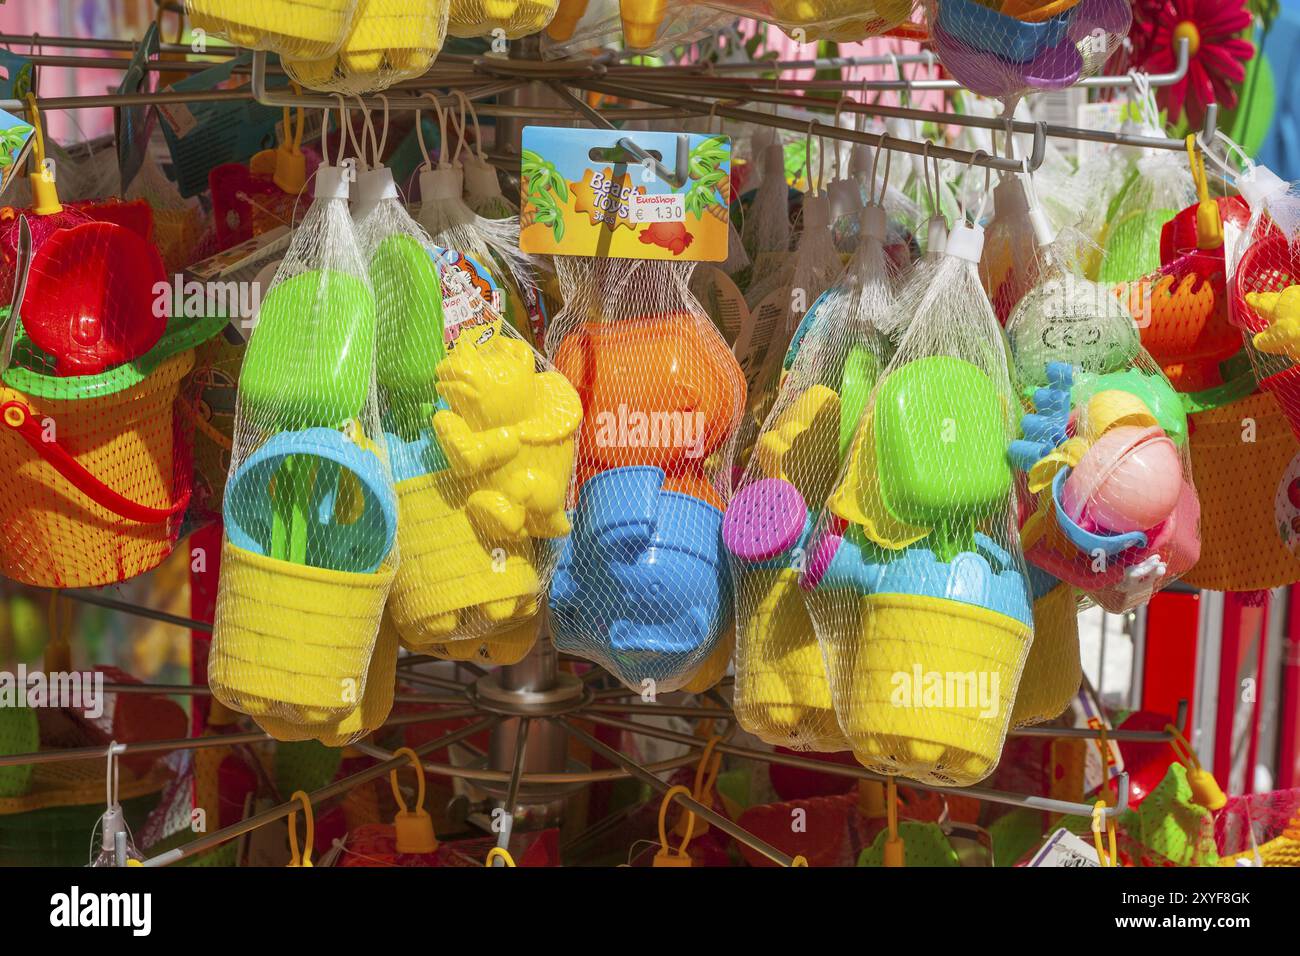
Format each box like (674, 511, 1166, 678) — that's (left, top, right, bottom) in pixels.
(225, 428, 399, 573)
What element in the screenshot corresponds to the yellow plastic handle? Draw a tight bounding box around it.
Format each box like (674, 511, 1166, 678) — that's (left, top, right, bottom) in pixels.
(654, 785, 696, 866)
(485, 847, 517, 867)
(287, 791, 315, 868)
(389, 747, 427, 815)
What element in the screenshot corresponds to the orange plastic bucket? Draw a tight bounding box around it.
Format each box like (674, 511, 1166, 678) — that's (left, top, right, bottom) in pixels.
(1183, 389, 1300, 591)
(0, 314, 219, 587)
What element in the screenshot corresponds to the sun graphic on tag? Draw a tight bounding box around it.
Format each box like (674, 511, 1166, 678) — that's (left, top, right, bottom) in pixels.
(571, 167, 646, 232)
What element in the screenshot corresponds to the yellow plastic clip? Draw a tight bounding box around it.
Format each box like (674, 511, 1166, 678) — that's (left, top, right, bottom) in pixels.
(653, 785, 696, 868)
(1186, 135, 1223, 251)
(673, 736, 722, 839)
(1167, 724, 1227, 811)
(274, 92, 308, 196)
(883, 777, 905, 868)
(858, 780, 887, 819)
(24, 95, 61, 216)
(389, 747, 438, 855)
(287, 791, 315, 868)
(1091, 800, 1119, 867)
(485, 847, 517, 867)
(791, 855, 809, 867)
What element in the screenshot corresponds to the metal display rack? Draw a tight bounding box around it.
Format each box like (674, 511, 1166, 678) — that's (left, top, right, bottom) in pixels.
(0, 18, 1209, 868)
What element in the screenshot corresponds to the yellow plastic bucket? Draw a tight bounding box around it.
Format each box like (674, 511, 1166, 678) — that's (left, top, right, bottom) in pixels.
(1183, 390, 1300, 591)
(0, 352, 194, 588)
(411, 613, 544, 667)
(682, 622, 734, 694)
(1010, 583, 1081, 726)
(283, 0, 447, 89)
(620, 0, 667, 48)
(188, 0, 358, 60)
(844, 593, 1030, 786)
(254, 613, 399, 745)
(210, 542, 394, 725)
(387, 470, 542, 649)
(447, 0, 561, 39)
(734, 568, 845, 750)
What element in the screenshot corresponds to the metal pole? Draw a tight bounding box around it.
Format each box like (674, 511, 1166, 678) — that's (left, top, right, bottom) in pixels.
(580, 712, 1130, 819)
(0, 708, 483, 769)
(145, 715, 502, 866)
(559, 718, 799, 866)
(575, 77, 1047, 173)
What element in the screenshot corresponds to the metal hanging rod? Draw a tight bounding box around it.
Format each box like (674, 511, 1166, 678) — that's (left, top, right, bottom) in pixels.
(352, 737, 709, 786)
(250, 49, 520, 112)
(96, 680, 462, 708)
(0, 32, 224, 56)
(618, 51, 943, 75)
(558, 717, 798, 867)
(0, 707, 481, 771)
(56, 588, 213, 633)
(1011, 699, 1190, 743)
(581, 711, 1130, 819)
(613, 72, 1219, 157)
(608, 37, 1189, 91)
(573, 77, 1046, 173)
(145, 714, 502, 866)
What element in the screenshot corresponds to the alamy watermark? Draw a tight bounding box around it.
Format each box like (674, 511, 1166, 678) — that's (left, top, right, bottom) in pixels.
(0, 665, 104, 718)
(592, 404, 708, 459)
(152, 275, 263, 327)
(890, 664, 1000, 720)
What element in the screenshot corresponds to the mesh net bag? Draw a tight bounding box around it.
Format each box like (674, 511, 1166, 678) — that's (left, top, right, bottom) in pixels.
(283, 0, 449, 94)
(0, 129, 220, 588)
(1091, 142, 1197, 287)
(700, 0, 921, 42)
(1216, 788, 1300, 866)
(547, 258, 747, 693)
(724, 193, 899, 753)
(980, 163, 1054, 325)
(744, 185, 847, 445)
(416, 100, 539, 346)
(800, 205, 1033, 787)
(740, 129, 794, 293)
(1224, 153, 1300, 449)
(357, 150, 578, 663)
(545, 0, 731, 54)
(209, 122, 399, 742)
(1006, 229, 1201, 614)
(1118, 144, 1250, 400)
(186, 0, 359, 61)
(926, 0, 1130, 100)
(447, 0, 561, 38)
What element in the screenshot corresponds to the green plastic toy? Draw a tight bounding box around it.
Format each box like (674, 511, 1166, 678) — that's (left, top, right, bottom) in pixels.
(1072, 368, 1189, 446)
(238, 269, 377, 431)
(274, 739, 344, 797)
(858, 821, 960, 867)
(371, 234, 446, 441)
(1096, 168, 1174, 284)
(0, 706, 38, 798)
(875, 356, 1012, 557)
(840, 343, 882, 457)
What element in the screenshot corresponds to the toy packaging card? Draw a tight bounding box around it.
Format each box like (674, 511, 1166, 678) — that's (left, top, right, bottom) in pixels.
(520, 127, 731, 262)
(0, 108, 34, 200)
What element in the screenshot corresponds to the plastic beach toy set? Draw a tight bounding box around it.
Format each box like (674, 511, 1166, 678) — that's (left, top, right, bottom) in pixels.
(5, 0, 1300, 875)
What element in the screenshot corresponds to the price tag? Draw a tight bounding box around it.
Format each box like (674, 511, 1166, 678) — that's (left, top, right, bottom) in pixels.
(631, 192, 686, 224)
(1028, 828, 1101, 867)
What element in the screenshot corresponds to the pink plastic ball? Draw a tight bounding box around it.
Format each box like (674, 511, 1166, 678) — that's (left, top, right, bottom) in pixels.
(1062, 426, 1182, 533)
